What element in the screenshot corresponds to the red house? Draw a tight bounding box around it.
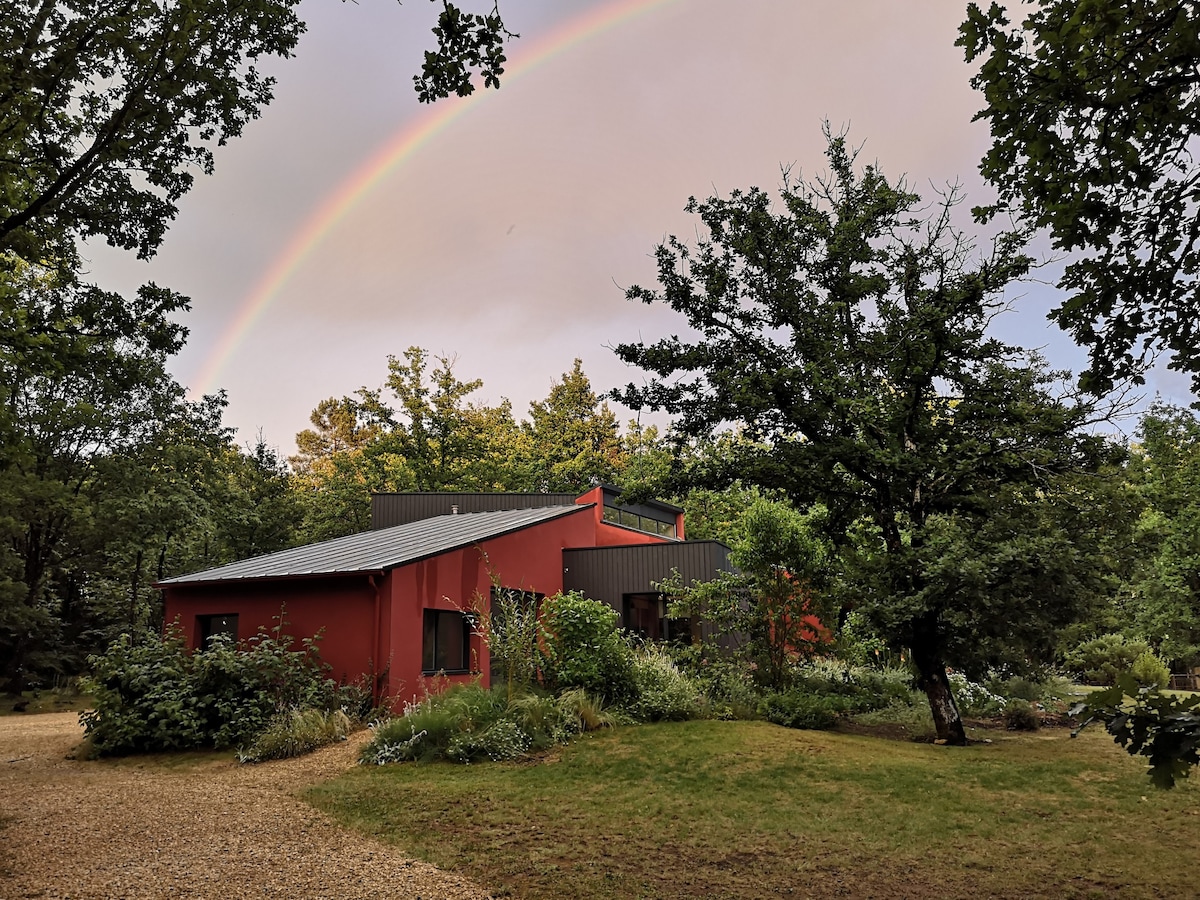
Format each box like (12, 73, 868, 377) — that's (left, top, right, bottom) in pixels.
(157, 487, 732, 705)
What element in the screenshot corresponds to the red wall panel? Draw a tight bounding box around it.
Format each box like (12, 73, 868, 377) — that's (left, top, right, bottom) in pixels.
(163, 575, 378, 688)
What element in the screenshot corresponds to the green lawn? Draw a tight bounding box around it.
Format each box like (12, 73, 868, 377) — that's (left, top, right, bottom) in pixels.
(307, 720, 1200, 899)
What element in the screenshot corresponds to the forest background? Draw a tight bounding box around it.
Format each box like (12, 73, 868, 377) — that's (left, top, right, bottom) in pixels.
(4, 0, 1200, 729)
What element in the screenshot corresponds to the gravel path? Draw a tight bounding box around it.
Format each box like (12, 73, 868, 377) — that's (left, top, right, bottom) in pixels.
(0, 713, 492, 900)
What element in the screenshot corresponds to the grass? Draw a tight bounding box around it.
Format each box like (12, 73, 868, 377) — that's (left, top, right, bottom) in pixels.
(307, 720, 1200, 899)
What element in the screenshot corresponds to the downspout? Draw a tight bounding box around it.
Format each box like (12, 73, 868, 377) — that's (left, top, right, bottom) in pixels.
(368, 572, 383, 705)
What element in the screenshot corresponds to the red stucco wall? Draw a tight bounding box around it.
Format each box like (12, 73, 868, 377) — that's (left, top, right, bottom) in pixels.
(162, 501, 684, 711)
(162, 575, 379, 689)
(384, 506, 596, 705)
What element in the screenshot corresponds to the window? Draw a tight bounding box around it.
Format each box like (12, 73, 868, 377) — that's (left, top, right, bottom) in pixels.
(603, 504, 677, 538)
(422, 609, 471, 674)
(196, 614, 238, 649)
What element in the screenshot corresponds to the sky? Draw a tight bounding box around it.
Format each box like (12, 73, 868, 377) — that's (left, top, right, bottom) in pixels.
(83, 0, 1194, 455)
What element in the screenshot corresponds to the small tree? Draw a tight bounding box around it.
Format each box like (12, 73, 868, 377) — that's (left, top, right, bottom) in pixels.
(661, 497, 831, 690)
(468, 583, 542, 703)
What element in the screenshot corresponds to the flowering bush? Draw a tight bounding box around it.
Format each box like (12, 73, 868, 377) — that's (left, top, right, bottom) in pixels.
(947, 673, 1005, 716)
(625, 645, 702, 722)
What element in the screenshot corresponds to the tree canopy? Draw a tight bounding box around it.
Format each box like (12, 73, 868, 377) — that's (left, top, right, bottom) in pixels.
(960, 0, 1200, 394)
(615, 132, 1120, 743)
(0, 0, 515, 264)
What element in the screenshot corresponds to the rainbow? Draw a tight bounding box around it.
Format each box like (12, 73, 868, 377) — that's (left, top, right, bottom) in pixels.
(191, 0, 680, 397)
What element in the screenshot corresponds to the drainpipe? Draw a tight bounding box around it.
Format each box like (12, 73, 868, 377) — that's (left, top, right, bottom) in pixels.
(368, 573, 383, 705)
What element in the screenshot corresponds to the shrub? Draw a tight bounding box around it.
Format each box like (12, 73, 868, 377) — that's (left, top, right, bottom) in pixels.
(1062, 634, 1154, 686)
(1003, 699, 1041, 731)
(791, 660, 914, 714)
(947, 673, 1005, 717)
(482, 586, 542, 701)
(538, 592, 635, 704)
(360, 683, 611, 765)
(81, 625, 341, 756)
(1130, 651, 1171, 690)
(990, 675, 1042, 702)
(555, 688, 614, 732)
(507, 692, 579, 750)
(238, 708, 352, 762)
(668, 645, 759, 720)
(759, 691, 843, 730)
(626, 645, 702, 722)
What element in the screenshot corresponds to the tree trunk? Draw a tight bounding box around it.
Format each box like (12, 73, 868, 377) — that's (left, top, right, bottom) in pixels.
(911, 629, 967, 745)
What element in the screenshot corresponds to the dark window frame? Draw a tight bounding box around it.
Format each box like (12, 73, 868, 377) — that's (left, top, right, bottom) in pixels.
(196, 613, 239, 649)
(422, 608, 473, 675)
(603, 504, 676, 538)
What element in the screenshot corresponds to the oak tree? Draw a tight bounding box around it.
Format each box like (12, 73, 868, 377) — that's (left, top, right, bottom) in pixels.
(615, 133, 1118, 744)
(960, 0, 1200, 393)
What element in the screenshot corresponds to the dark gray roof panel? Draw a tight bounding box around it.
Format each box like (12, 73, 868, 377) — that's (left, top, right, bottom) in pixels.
(159, 505, 592, 586)
(371, 492, 578, 530)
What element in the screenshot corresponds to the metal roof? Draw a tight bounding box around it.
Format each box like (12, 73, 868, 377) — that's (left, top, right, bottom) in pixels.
(157, 504, 592, 586)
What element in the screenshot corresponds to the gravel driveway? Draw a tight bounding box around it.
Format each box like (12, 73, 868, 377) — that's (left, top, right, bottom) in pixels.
(0, 713, 492, 899)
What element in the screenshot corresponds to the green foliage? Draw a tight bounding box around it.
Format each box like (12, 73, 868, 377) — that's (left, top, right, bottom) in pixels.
(80, 625, 340, 756)
(237, 708, 352, 763)
(1131, 651, 1171, 691)
(960, 1, 1200, 393)
(362, 685, 507, 765)
(850, 698, 936, 739)
(947, 673, 1006, 717)
(793, 660, 916, 714)
(615, 128, 1118, 743)
(1003, 699, 1041, 732)
(758, 691, 842, 730)
(987, 675, 1045, 703)
(516, 359, 623, 492)
(1063, 634, 1155, 686)
(360, 684, 608, 765)
(555, 687, 615, 733)
(1122, 404, 1200, 668)
(289, 353, 636, 542)
(480, 585, 542, 702)
(665, 644, 760, 721)
(538, 591, 634, 704)
(0, 257, 196, 689)
(0, 0, 305, 261)
(413, 2, 514, 103)
(625, 644, 702, 723)
(661, 497, 832, 691)
(1074, 675, 1200, 789)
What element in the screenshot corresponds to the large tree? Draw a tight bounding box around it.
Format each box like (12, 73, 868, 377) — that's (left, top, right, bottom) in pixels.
(1121, 403, 1200, 667)
(0, 0, 513, 262)
(517, 359, 623, 492)
(960, 0, 1200, 394)
(614, 133, 1119, 744)
(0, 255, 192, 689)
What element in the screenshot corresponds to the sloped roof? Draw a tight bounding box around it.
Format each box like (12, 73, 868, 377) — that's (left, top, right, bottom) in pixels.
(157, 504, 592, 586)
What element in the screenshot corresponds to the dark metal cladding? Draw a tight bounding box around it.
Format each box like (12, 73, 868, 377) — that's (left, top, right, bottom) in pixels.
(370, 492, 578, 530)
(562, 540, 733, 628)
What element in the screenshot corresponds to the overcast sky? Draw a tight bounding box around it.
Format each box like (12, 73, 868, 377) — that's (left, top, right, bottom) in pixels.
(82, 0, 1193, 455)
